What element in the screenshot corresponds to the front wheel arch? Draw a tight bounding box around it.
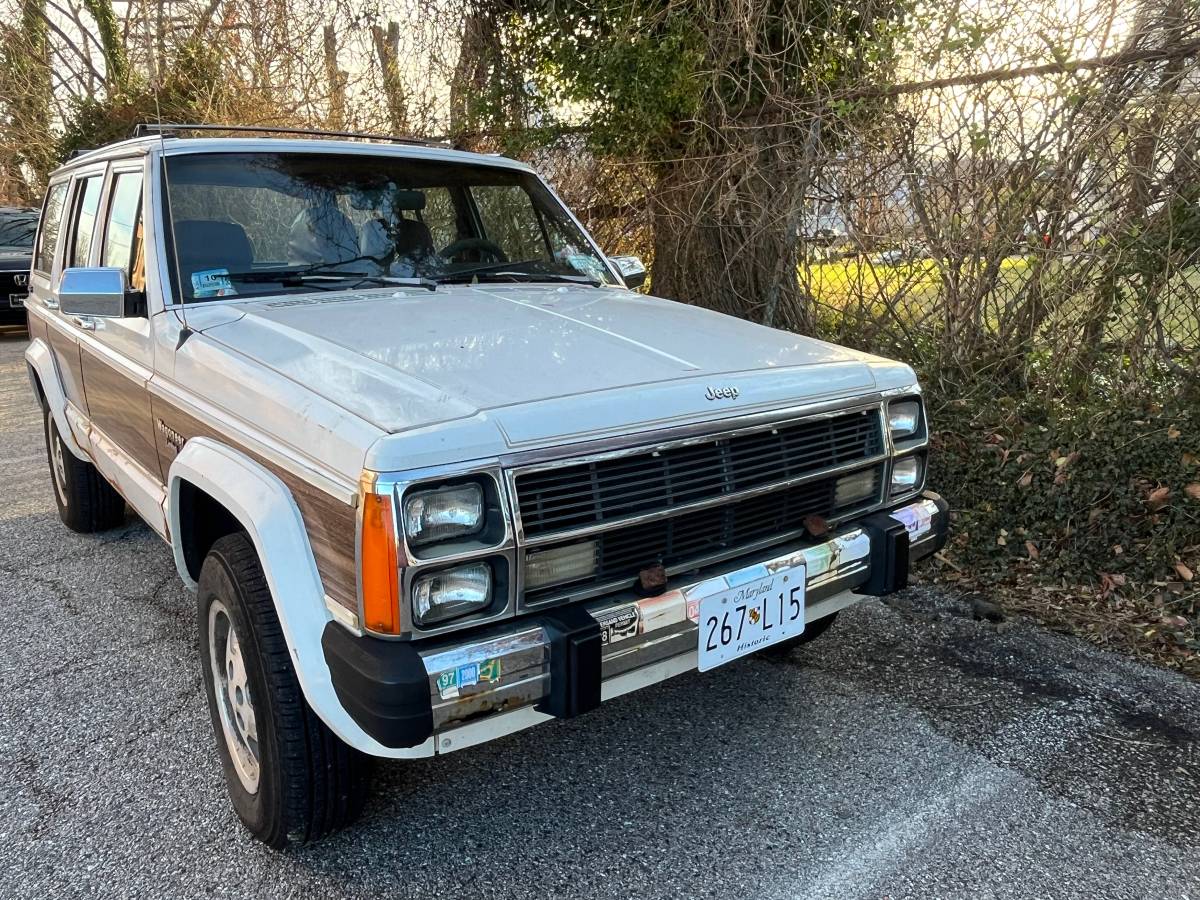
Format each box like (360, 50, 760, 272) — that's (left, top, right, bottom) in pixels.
(166, 439, 393, 757)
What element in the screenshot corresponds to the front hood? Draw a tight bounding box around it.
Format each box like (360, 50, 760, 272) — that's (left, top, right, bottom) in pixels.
(200, 284, 915, 468)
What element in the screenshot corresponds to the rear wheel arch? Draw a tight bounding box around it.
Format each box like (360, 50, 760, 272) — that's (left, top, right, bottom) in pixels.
(27, 363, 47, 411)
(24, 338, 86, 459)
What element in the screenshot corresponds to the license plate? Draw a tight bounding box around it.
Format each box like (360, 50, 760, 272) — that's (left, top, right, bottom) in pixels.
(697, 564, 806, 671)
(9, 293, 25, 308)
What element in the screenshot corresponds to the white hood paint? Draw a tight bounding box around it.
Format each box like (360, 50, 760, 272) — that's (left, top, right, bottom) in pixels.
(198, 284, 917, 471)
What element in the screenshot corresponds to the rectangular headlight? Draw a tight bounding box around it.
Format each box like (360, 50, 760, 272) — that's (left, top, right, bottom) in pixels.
(890, 455, 922, 495)
(525, 540, 598, 591)
(888, 400, 922, 438)
(403, 483, 484, 547)
(835, 468, 877, 507)
(412, 562, 492, 626)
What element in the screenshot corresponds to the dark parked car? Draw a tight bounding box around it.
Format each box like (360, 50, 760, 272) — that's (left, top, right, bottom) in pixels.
(0, 207, 37, 328)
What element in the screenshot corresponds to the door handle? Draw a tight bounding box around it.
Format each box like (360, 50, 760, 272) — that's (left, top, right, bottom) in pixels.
(69, 315, 96, 331)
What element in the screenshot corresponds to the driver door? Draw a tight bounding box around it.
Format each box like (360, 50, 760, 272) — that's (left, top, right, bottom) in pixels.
(73, 160, 166, 531)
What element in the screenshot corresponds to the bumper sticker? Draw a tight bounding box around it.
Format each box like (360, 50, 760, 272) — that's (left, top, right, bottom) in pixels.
(436, 657, 504, 700)
(596, 605, 641, 645)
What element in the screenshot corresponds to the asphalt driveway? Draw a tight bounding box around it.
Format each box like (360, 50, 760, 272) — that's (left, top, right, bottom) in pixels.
(1, 333, 1197, 899)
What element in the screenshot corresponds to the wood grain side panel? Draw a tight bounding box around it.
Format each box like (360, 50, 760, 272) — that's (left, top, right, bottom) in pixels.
(79, 347, 162, 478)
(45, 320, 86, 410)
(151, 396, 359, 613)
(27, 309, 48, 346)
(275, 469, 359, 611)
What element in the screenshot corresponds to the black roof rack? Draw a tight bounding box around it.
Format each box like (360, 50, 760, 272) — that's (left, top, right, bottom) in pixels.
(132, 122, 448, 147)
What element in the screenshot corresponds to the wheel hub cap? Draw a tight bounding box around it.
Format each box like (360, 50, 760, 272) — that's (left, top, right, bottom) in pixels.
(50, 426, 67, 505)
(208, 601, 260, 794)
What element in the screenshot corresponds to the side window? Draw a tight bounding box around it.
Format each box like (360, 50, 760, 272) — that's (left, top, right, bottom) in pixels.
(33, 182, 68, 273)
(102, 172, 145, 290)
(68, 176, 104, 268)
(471, 185, 548, 260)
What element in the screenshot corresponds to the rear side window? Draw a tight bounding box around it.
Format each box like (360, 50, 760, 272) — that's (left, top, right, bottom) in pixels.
(68, 176, 103, 267)
(102, 172, 145, 289)
(33, 182, 68, 273)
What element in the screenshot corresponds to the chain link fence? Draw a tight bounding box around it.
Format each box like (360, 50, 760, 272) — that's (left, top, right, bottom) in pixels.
(529, 47, 1200, 404)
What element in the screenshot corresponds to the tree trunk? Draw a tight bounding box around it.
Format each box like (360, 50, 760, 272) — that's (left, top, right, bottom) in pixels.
(371, 22, 407, 133)
(323, 25, 346, 131)
(648, 128, 815, 334)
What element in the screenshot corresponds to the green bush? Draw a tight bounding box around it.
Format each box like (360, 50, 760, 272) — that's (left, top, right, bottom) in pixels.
(928, 390, 1199, 595)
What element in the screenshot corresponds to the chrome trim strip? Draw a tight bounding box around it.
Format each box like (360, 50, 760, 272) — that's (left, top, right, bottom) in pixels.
(519, 493, 881, 609)
(499, 392, 921, 471)
(379, 494, 943, 757)
(516, 453, 888, 549)
(507, 402, 890, 546)
(508, 399, 886, 476)
(367, 463, 518, 640)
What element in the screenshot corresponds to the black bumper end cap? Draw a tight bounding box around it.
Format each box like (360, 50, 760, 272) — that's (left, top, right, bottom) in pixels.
(321, 623, 434, 749)
(536, 605, 602, 719)
(854, 512, 911, 596)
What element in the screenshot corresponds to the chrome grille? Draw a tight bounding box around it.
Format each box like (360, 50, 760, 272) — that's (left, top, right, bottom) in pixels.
(515, 408, 884, 539)
(523, 464, 883, 604)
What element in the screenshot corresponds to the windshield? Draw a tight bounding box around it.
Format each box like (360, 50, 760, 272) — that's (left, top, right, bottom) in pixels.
(0, 210, 37, 249)
(163, 152, 617, 302)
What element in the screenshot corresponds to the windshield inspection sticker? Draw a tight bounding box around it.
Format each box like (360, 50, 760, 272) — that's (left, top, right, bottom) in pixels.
(191, 268, 236, 298)
(566, 254, 606, 279)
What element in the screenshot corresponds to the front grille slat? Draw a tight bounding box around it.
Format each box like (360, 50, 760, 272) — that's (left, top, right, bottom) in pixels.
(523, 467, 879, 604)
(515, 408, 888, 606)
(516, 409, 883, 537)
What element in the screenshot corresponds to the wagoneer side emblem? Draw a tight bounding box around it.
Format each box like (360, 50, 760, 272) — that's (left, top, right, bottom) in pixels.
(705, 386, 740, 401)
(157, 419, 186, 454)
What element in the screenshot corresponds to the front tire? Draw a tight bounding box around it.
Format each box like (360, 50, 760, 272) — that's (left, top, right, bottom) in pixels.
(42, 406, 125, 532)
(197, 532, 370, 847)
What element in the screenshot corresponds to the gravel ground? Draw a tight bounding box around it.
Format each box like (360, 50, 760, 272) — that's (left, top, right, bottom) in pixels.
(1, 331, 1198, 899)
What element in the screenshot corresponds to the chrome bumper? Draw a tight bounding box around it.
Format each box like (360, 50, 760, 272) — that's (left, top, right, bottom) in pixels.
(327, 494, 948, 759)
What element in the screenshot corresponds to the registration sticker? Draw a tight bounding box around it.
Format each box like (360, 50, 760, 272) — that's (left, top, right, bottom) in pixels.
(191, 268, 236, 298)
(436, 658, 502, 700)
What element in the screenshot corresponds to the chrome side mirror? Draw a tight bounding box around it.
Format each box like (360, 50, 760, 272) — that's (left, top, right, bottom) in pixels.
(610, 255, 647, 290)
(59, 267, 141, 318)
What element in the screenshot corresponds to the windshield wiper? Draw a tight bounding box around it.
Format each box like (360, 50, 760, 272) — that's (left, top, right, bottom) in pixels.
(344, 275, 438, 291)
(209, 268, 437, 292)
(433, 270, 602, 288)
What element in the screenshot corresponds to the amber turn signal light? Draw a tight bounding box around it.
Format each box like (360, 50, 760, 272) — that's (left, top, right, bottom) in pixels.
(360, 491, 401, 634)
